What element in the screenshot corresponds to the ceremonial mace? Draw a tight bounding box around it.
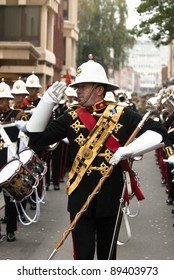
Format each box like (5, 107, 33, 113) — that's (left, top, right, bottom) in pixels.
(48, 108, 157, 260)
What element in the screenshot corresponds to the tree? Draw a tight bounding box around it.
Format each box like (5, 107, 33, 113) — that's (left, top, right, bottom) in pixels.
(131, 0, 174, 47)
(77, 0, 135, 72)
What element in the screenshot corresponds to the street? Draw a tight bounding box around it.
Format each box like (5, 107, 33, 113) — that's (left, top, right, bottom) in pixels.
(0, 151, 174, 260)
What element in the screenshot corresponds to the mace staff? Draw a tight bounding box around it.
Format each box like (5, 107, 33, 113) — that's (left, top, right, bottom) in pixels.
(47, 109, 156, 260)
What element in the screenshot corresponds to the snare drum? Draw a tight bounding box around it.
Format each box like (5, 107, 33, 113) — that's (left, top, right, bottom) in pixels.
(0, 159, 36, 202)
(19, 149, 47, 179)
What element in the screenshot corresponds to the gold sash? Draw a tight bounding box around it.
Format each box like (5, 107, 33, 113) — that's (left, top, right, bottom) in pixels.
(67, 104, 124, 195)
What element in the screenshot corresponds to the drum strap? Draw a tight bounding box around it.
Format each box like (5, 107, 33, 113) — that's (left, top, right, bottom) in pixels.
(67, 104, 124, 195)
(0, 125, 17, 157)
(18, 130, 29, 148)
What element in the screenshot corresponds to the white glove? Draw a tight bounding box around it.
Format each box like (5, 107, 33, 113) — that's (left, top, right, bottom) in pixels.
(109, 130, 163, 166)
(164, 155, 174, 164)
(15, 120, 27, 133)
(42, 81, 67, 104)
(27, 82, 66, 132)
(62, 137, 69, 144)
(109, 146, 133, 165)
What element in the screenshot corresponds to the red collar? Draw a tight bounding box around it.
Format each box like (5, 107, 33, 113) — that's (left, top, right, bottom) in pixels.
(86, 100, 106, 112)
(26, 95, 39, 101)
(0, 106, 11, 113)
(14, 103, 26, 109)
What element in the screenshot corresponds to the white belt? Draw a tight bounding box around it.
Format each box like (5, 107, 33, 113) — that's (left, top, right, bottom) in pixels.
(0, 125, 17, 157)
(18, 131, 29, 147)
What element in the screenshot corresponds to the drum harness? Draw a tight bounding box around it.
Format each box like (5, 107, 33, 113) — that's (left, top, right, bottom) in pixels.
(0, 123, 17, 155)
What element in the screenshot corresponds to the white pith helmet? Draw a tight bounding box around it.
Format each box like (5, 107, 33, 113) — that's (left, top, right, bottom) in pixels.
(25, 72, 42, 88)
(65, 87, 77, 97)
(114, 89, 126, 96)
(0, 79, 14, 99)
(104, 91, 116, 102)
(70, 54, 119, 91)
(11, 77, 29, 95)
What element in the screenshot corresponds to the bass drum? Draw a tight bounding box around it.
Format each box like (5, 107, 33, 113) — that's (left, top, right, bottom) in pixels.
(0, 159, 37, 202)
(19, 148, 47, 180)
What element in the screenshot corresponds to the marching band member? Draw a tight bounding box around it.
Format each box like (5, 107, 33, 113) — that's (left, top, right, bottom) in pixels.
(24, 72, 46, 210)
(24, 72, 42, 108)
(157, 88, 174, 205)
(26, 55, 167, 259)
(163, 90, 174, 208)
(11, 77, 31, 150)
(65, 87, 79, 108)
(11, 77, 31, 221)
(125, 91, 137, 111)
(0, 79, 22, 241)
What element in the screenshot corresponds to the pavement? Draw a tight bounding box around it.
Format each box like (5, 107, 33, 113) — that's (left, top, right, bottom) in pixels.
(0, 151, 174, 260)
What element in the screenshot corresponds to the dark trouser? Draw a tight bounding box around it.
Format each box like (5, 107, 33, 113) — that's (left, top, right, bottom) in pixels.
(45, 142, 69, 186)
(52, 141, 69, 185)
(167, 164, 174, 200)
(4, 195, 17, 233)
(70, 214, 122, 260)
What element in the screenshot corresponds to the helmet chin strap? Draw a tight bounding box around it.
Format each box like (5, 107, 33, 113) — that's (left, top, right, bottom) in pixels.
(80, 84, 98, 106)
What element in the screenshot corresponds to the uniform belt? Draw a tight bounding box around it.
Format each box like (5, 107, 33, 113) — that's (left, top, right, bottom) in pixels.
(0, 125, 17, 156)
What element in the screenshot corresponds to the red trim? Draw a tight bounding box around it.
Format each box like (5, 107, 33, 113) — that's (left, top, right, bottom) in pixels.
(23, 97, 31, 106)
(0, 106, 11, 113)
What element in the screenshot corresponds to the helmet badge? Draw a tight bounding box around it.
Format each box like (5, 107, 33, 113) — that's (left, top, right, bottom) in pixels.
(76, 67, 82, 77)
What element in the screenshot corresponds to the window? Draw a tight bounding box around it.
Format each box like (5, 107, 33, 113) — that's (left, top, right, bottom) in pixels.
(63, 37, 66, 65)
(63, 0, 69, 20)
(0, 6, 41, 46)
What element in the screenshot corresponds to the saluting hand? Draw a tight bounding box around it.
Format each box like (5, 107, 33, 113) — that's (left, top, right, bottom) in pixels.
(42, 81, 67, 104)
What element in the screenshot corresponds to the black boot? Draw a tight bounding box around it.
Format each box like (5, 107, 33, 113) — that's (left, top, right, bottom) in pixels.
(7, 232, 16, 242)
(166, 197, 173, 205)
(0, 216, 7, 224)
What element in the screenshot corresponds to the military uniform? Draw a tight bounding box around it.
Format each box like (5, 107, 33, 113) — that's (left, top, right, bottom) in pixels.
(9, 77, 35, 219)
(29, 100, 167, 259)
(27, 55, 167, 259)
(23, 95, 40, 108)
(13, 103, 32, 119)
(0, 107, 22, 241)
(163, 118, 174, 205)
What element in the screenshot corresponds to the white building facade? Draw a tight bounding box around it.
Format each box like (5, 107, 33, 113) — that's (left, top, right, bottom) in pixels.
(128, 40, 169, 95)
